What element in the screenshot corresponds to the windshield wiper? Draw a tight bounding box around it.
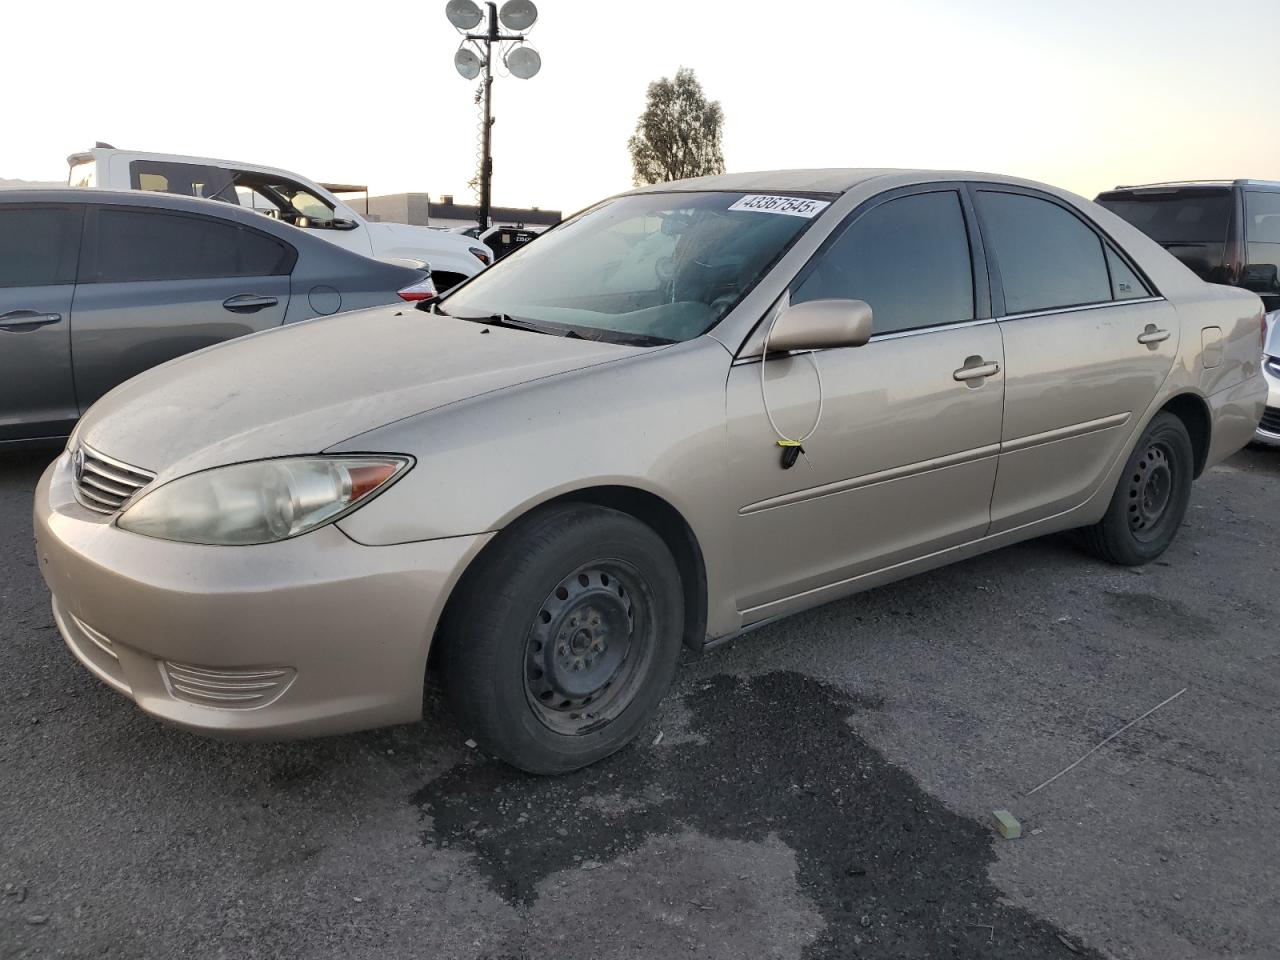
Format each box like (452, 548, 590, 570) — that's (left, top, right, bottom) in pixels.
(431, 304, 674, 347)
(444, 310, 562, 337)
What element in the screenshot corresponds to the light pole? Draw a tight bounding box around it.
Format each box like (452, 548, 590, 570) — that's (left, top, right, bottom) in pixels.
(446, 0, 542, 232)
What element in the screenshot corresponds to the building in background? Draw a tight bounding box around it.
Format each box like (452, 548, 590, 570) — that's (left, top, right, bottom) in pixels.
(363, 193, 561, 233)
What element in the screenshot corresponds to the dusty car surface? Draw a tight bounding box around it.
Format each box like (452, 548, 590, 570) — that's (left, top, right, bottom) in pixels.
(33, 169, 1268, 773)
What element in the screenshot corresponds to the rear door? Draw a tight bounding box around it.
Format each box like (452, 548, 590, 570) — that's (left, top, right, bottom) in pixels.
(975, 187, 1180, 533)
(71, 204, 294, 408)
(0, 203, 83, 441)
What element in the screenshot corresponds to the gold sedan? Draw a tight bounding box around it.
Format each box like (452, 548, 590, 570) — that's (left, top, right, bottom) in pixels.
(34, 170, 1268, 773)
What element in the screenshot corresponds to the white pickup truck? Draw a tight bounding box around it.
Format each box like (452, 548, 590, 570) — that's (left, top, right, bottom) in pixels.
(67, 145, 490, 288)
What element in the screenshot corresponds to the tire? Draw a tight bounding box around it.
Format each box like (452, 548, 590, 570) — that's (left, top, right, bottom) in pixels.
(1079, 412, 1195, 566)
(438, 504, 684, 774)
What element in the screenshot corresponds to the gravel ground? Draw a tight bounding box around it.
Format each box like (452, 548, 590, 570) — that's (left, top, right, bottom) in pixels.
(1, 445, 1276, 959)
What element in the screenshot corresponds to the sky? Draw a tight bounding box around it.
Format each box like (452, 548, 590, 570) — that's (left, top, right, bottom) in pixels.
(4, 0, 1279, 217)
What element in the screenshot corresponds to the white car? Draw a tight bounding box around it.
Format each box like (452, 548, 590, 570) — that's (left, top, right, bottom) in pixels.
(67, 146, 491, 289)
(1259, 310, 1280, 446)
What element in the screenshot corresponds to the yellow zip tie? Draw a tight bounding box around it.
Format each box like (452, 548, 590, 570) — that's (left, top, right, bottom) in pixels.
(775, 440, 803, 448)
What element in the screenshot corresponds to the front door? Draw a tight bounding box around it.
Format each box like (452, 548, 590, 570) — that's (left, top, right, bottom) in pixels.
(0, 203, 83, 442)
(971, 187, 1181, 532)
(71, 204, 293, 408)
(726, 187, 1005, 621)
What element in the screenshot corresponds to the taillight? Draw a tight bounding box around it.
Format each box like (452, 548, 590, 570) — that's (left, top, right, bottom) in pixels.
(469, 246, 492, 265)
(397, 277, 438, 302)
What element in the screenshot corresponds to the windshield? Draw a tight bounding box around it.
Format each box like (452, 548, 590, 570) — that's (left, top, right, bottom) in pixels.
(438, 191, 828, 343)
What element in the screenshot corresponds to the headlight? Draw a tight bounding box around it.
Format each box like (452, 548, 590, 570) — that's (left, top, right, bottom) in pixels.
(117, 456, 411, 545)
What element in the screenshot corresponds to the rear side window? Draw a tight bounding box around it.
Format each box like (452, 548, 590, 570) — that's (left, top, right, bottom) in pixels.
(1245, 192, 1280, 302)
(977, 191, 1110, 314)
(129, 160, 236, 202)
(793, 190, 974, 335)
(1247, 191, 1280, 243)
(89, 208, 293, 282)
(0, 206, 80, 288)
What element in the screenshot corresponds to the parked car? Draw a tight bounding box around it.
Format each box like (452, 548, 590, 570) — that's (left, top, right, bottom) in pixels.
(1, 189, 432, 446)
(1096, 180, 1280, 444)
(34, 170, 1266, 774)
(67, 145, 491, 289)
(1262, 311, 1280, 445)
(454, 223, 546, 260)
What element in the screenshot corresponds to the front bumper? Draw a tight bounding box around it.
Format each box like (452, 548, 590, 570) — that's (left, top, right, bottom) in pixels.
(1255, 355, 1280, 447)
(33, 452, 491, 739)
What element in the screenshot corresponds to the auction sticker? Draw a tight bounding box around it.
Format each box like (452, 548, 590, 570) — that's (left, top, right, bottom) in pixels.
(728, 195, 830, 218)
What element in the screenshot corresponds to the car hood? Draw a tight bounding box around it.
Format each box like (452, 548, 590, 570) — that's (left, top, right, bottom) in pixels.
(76, 306, 641, 479)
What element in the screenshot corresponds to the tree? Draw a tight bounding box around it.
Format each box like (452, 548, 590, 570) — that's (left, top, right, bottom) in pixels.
(627, 68, 726, 186)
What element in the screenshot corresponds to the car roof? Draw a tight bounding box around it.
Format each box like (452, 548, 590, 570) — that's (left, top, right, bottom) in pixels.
(623, 168, 1064, 197)
(0, 187, 420, 276)
(0, 186, 294, 225)
(1101, 179, 1280, 193)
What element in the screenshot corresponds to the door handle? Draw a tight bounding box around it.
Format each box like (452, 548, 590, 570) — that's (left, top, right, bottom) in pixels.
(953, 359, 1001, 382)
(1137, 325, 1171, 345)
(222, 294, 279, 314)
(0, 310, 62, 331)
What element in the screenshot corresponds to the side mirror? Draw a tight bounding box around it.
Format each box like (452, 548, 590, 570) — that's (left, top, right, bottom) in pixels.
(1241, 263, 1279, 293)
(766, 298, 874, 354)
(330, 218, 359, 231)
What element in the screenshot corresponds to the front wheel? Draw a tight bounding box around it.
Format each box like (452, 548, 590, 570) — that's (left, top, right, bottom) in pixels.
(1079, 411, 1195, 566)
(438, 504, 684, 774)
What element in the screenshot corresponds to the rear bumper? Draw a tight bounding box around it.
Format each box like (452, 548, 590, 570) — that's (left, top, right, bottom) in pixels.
(34, 452, 491, 739)
(1205, 374, 1270, 466)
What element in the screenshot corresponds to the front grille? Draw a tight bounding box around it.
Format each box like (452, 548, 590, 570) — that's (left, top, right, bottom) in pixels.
(72, 444, 155, 515)
(1261, 406, 1280, 435)
(161, 661, 296, 709)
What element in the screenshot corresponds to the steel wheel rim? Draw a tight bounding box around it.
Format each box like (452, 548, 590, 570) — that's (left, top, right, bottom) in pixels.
(1127, 441, 1175, 542)
(523, 560, 654, 736)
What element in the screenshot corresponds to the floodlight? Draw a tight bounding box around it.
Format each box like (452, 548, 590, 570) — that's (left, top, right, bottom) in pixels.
(446, 0, 484, 30)
(505, 44, 541, 79)
(454, 46, 482, 79)
(499, 0, 537, 31)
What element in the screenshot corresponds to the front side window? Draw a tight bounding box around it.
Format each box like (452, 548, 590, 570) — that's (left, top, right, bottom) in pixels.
(89, 208, 292, 283)
(439, 191, 824, 344)
(978, 191, 1110, 314)
(232, 176, 339, 228)
(0, 206, 79, 288)
(792, 190, 974, 335)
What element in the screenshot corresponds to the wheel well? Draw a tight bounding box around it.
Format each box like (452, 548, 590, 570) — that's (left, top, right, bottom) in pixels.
(546, 487, 709, 652)
(1160, 393, 1211, 477)
(427, 487, 710, 679)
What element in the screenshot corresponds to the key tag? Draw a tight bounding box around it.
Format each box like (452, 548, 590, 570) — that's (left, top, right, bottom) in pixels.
(778, 439, 803, 470)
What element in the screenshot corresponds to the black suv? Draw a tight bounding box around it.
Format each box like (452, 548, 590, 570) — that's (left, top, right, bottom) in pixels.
(1095, 180, 1280, 311)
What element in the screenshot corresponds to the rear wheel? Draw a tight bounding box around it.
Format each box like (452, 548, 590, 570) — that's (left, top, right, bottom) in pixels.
(1079, 412, 1194, 566)
(438, 504, 684, 774)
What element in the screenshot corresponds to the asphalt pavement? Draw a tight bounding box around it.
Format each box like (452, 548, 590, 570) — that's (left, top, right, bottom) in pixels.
(1, 445, 1276, 959)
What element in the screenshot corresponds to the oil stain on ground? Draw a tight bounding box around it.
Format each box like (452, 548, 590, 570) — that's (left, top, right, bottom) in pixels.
(413, 672, 1099, 959)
